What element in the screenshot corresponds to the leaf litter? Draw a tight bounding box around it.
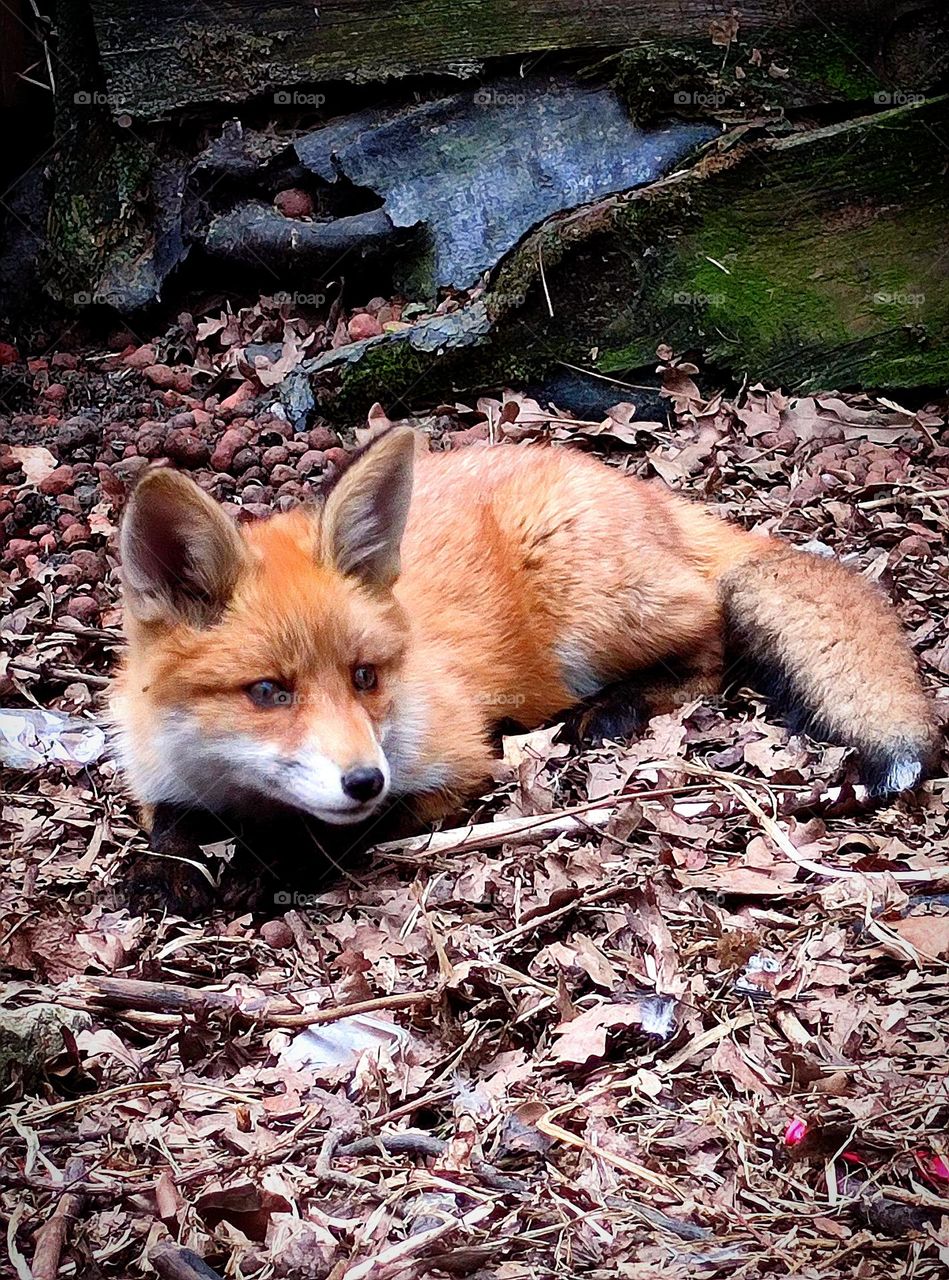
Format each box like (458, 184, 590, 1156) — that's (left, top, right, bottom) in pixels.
(0, 323, 948, 1278)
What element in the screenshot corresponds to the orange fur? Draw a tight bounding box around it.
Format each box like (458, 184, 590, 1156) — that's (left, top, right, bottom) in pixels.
(112, 434, 940, 824)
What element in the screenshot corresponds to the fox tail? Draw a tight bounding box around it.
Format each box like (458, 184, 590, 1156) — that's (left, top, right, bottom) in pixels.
(715, 539, 941, 795)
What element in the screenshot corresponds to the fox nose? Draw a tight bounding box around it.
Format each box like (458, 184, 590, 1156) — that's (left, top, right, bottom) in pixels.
(341, 766, 385, 803)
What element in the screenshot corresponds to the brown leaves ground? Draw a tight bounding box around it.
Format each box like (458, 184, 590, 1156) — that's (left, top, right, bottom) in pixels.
(1, 339, 948, 1278)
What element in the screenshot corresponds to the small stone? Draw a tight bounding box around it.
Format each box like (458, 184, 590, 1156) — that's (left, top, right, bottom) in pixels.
(0, 342, 20, 365)
(260, 919, 294, 948)
(39, 465, 75, 496)
(210, 427, 249, 471)
(43, 383, 67, 403)
(270, 464, 298, 485)
(142, 363, 177, 389)
(324, 447, 349, 470)
(124, 343, 157, 369)
(113, 455, 149, 482)
(347, 312, 384, 341)
(274, 187, 313, 219)
(239, 503, 272, 521)
(50, 352, 80, 370)
(220, 381, 257, 414)
(262, 445, 289, 470)
(65, 595, 100, 624)
(231, 447, 260, 474)
(297, 449, 325, 475)
(165, 428, 210, 467)
(70, 550, 103, 582)
(7, 538, 36, 557)
(61, 523, 91, 546)
(307, 426, 339, 451)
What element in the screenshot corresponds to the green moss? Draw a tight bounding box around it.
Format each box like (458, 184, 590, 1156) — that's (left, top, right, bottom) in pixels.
(483, 96, 949, 393)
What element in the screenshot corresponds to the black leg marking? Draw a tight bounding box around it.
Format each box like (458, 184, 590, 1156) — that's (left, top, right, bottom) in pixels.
(556, 678, 650, 747)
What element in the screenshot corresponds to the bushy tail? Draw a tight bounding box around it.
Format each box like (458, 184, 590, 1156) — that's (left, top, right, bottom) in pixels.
(718, 543, 941, 795)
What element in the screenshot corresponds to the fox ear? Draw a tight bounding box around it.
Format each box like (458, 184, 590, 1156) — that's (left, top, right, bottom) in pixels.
(120, 469, 246, 625)
(321, 427, 415, 589)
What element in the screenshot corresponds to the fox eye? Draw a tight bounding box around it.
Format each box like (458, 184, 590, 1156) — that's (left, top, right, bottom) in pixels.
(352, 664, 377, 692)
(247, 679, 293, 708)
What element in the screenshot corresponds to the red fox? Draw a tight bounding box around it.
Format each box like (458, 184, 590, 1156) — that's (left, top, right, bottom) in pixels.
(112, 429, 940, 832)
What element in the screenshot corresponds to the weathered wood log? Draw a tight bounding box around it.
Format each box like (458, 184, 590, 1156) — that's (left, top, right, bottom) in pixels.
(323, 94, 949, 407)
(87, 0, 916, 120)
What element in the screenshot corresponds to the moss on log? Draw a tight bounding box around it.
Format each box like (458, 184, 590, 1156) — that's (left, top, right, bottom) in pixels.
(484, 95, 949, 395)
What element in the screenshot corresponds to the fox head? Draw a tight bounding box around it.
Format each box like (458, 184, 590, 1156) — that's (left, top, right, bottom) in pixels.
(112, 428, 416, 825)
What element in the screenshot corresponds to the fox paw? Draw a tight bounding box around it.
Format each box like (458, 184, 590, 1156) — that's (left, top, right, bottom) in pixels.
(557, 688, 646, 747)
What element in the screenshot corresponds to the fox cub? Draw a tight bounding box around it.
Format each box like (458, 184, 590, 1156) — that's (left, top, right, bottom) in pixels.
(113, 429, 940, 831)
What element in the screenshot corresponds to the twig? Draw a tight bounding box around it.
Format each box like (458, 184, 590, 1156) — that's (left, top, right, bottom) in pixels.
(61, 976, 439, 1028)
(7, 658, 111, 689)
(371, 783, 711, 859)
(316, 1128, 370, 1190)
(858, 486, 949, 511)
(538, 243, 554, 318)
(30, 1158, 87, 1280)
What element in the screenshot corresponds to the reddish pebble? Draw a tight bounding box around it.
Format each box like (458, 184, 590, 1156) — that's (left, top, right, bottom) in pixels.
(262, 445, 290, 469)
(61, 523, 91, 546)
(142, 363, 176, 389)
(219, 381, 257, 414)
(70, 550, 103, 581)
(324, 447, 348, 470)
(274, 188, 314, 219)
(260, 919, 294, 948)
(210, 427, 249, 471)
(43, 383, 67, 403)
(297, 449, 325, 475)
(347, 312, 383, 341)
(307, 426, 339, 450)
(39, 465, 75, 496)
(65, 596, 100, 624)
(165, 427, 210, 466)
(50, 352, 80, 370)
(239, 503, 272, 521)
(0, 342, 20, 365)
(123, 343, 157, 369)
(39, 534, 57, 553)
(7, 538, 36, 557)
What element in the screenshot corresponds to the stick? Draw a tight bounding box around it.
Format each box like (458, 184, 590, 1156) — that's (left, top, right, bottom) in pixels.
(30, 1159, 86, 1280)
(370, 783, 714, 859)
(62, 976, 438, 1028)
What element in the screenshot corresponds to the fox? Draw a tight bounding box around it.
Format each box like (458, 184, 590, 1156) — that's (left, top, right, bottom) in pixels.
(112, 428, 941, 839)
